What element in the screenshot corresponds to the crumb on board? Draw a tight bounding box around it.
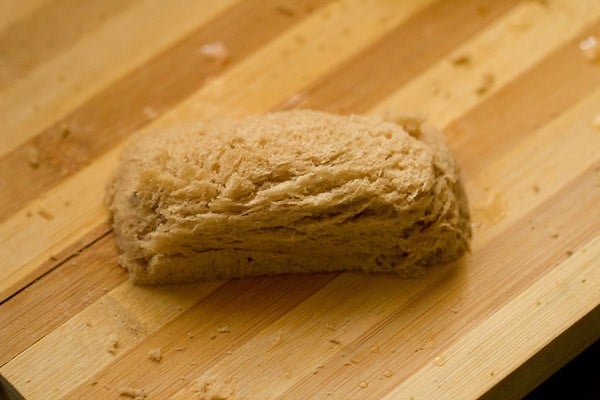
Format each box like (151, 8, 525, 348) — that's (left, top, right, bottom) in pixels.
(38, 208, 54, 220)
(210, 333, 217, 340)
(369, 345, 380, 354)
(383, 370, 393, 378)
(49, 255, 59, 261)
(433, 355, 447, 366)
(142, 106, 159, 120)
(174, 345, 187, 352)
(107, 334, 119, 354)
(579, 36, 599, 61)
(450, 54, 471, 66)
(593, 114, 600, 129)
(532, 184, 540, 193)
(566, 250, 574, 256)
(61, 127, 70, 138)
(549, 231, 559, 239)
(118, 386, 147, 399)
(85, 321, 92, 327)
(217, 326, 231, 333)
(358, 381, 368, 389)
(148, 348, 162, 362)
(27, 147, 40, 168)
(200, 42, 229, 64)
(91, 380, 98, 386)
(187, 332, 195, 339)
(476, 74, 495, 95)
(329, 339, 341, 345)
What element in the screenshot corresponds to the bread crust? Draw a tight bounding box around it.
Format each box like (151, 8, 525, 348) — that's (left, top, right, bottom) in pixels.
(106, 110, 470, 283)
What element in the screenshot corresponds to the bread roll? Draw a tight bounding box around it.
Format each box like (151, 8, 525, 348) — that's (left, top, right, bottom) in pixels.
(106, 110, 470, 283)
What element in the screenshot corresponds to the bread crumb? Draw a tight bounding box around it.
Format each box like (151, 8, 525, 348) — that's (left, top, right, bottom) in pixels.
(118, 386, 147, 399)
(142, 106, 159, 120)
(566, 250, 574, 256)
(27, 147, 40, 168)
(107, 334, 119, 354)
(593, 114, 600, 129)
(579, 36, 599, 61)
(217, 326, 231, 333)
(329, 339, 341, 345)
(85, 321, 92, 327)
(549, 231, 559, 239)
(383, 370, 393, 378)
(225, 350, 232, 355)
(61, 127, 70, 138)
(450, 54, 471, 66)
(148, 348, 162, 362)
(536, 297, 543, 305)
(433, 355, 447, 366)
(38, 208, 54, 220)
(369, 345, 380, 354)
(187, 332, 195, 339)
(358, 381, 368, 389)
(174, 346, 187, 352)
(91, 380, 98, 386)
(532, 184, 540, 193)
(210, 333, 217, 340)
(190, 361, 198, 365)
(200, 42, 229, 64)
(49, 255, 59, 261)
(476, 74, 495, 95)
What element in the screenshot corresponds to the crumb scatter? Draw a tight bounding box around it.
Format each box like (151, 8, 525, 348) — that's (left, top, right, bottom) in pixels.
(450, 54, 471, 66)
(148, 348, 162, 362)
(27, 147, 40, 168)
(107, 334, 119, 354)
(118, 386, 147, 399)
(476, 74, 495, 95)
(200, 42, 229, 64)
(579, 36, 599, 61)
(38, 208, 54, 220)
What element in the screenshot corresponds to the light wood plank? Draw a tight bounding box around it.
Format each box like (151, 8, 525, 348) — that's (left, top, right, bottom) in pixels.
(381, 236, 600, 400)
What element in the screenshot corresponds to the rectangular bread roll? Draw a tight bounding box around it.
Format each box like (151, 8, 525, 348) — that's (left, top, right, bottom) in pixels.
(106, 110, 470, 283)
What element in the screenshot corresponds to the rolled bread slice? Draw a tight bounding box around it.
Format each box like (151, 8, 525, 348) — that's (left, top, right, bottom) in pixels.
(106, 110, 470, 284)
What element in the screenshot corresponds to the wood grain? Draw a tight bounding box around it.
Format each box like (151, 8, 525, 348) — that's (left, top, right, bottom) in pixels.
(1, 0, 598, 399)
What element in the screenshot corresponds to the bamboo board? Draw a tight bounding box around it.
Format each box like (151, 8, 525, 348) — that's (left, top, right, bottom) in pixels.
(1, 0, 599, 399)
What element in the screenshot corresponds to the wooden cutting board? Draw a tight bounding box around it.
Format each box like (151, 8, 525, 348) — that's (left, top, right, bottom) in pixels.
(1, 0, 599, 399)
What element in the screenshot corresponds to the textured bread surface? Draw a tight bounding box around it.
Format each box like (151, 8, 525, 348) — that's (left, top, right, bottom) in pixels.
(106, 110, 470, 283)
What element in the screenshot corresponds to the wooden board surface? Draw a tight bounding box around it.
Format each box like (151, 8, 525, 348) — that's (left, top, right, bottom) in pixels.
(1, 0, 599, 399)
